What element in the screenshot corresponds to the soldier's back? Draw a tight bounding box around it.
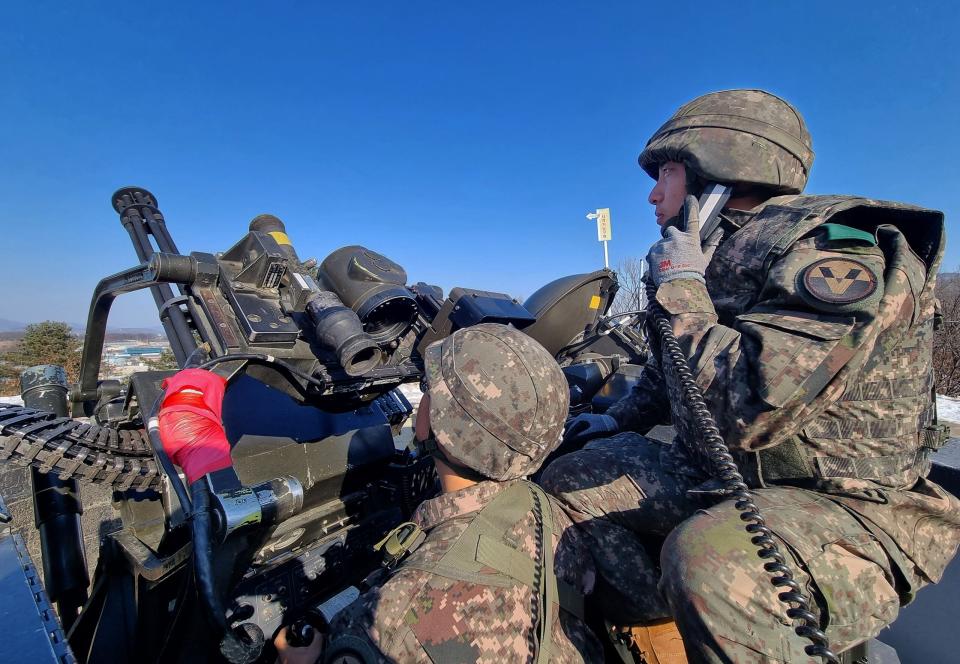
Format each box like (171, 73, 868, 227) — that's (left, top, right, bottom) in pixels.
(330, 479, 603, 663)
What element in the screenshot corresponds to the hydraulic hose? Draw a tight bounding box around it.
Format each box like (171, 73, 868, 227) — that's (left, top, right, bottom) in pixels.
(644, 279, 838, 663)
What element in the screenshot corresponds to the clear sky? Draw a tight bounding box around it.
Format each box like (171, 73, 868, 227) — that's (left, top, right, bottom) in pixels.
(1, 2, 957, 328)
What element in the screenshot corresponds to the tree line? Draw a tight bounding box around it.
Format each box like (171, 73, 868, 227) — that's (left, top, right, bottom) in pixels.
(0, 322, 177, 395)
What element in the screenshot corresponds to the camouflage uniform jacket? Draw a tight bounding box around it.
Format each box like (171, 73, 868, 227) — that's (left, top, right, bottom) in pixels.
(328, 479, 603, 663)
(607, 194, 960, 589)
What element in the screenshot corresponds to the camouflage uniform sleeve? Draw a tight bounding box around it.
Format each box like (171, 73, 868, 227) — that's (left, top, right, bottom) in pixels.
(654, 234, 889, 452)
(604, 352, 672, 432)
(326, 573, 433, 663)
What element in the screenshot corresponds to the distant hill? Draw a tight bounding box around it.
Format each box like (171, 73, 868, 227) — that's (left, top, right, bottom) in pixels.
(105, 327, 166, 337)
(0, 319, 164, 338)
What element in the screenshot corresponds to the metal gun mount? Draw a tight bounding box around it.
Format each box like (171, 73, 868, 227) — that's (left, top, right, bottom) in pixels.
(0, 185, 661, 663)
(0, 186, 555, 663)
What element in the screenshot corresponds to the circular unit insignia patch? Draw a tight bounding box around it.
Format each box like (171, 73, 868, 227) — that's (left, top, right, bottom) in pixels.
(801, 257, 878, 305)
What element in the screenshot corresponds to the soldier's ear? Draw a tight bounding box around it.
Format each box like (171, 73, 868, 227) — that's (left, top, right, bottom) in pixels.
(684, 164, 706, 198)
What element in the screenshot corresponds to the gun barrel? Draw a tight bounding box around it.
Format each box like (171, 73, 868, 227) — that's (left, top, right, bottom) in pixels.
(112, 187, 197, 364)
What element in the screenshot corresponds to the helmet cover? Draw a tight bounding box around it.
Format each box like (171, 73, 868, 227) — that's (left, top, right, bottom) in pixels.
(639, 89, 814, 194)
(423, 323, 569, 480)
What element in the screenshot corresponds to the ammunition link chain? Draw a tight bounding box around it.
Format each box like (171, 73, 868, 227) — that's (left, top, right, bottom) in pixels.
(645, 284, 838, 663)
(0, 404, 161, 492)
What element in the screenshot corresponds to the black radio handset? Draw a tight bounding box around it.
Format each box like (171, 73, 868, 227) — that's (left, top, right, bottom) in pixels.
(693, 183, 731, 240)
(659, 183, 730, 238)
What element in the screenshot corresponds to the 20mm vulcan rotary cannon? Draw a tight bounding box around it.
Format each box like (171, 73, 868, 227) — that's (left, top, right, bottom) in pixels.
(0, 187, 642, 663)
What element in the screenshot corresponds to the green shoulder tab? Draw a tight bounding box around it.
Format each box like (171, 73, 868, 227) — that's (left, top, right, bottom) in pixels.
(821, 223, 876, 245)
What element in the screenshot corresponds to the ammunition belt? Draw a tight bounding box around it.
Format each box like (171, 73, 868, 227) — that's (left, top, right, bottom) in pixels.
(0, 404, 160, 491)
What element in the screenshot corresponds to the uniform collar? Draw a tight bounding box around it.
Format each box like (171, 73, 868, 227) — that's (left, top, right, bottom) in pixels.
(718, 207, 755, 230)
(413, 479, 520, 530)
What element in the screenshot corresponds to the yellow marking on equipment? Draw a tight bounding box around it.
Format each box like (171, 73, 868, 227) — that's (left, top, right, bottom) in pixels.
(269, 231, 291, 246)
(589, 295, 601, 310)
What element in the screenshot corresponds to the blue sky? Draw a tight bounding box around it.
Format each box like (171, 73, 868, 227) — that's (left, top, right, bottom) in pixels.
(1, 2, 957, 328)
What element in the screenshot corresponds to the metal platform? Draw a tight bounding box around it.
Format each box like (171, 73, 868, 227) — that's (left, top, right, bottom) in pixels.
(0, 494, 76, 663)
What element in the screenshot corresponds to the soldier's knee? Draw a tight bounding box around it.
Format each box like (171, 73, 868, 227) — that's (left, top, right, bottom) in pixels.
(539, 452, 583, 496)
(659, 506, 755, 606)
(661, 512, 715, 596)
(540, 450, 644, 520)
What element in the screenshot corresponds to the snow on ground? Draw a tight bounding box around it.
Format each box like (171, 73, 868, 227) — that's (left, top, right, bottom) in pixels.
(0, 395, 23, 406)
(397, 383, 423, 409)
(392, 383, 424, 451)
(937, 395, 960, 425)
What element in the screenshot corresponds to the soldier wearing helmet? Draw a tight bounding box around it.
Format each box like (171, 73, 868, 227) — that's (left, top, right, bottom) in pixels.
(545, 89, 960, 661)
(276, 323, 603, 664)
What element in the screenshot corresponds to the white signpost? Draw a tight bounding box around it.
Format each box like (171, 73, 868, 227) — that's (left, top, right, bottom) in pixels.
(585, 207, 612, 268)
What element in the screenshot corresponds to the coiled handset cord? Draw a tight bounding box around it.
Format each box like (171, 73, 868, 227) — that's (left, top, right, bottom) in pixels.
(644, 277, 838, 663)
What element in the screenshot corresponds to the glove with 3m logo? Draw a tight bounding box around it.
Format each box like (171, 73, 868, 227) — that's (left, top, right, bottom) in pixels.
(647, 195, 707, 286)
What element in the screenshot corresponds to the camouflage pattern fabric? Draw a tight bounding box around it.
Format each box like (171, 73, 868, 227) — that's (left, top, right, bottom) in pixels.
(638, 89, 813, 195)
(540, 433, 704, 624)
(423, 323, 570, 481)
(661, 487, 908, 663)
(543, 195, 960, 661)
(541, 437, 914, 661)
(329, 479, 603, 663)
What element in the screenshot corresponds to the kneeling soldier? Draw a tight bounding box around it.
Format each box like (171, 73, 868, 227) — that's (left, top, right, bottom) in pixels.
(277, 323, 603, 663)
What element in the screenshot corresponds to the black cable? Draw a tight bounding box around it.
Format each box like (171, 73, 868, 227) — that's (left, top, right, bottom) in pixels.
(644, 280, 838, 663)
(192, 476, 264, 663)
(92, 396, 125, 423)
(147, 391, 193, 517)
(190, 481, 226, 633)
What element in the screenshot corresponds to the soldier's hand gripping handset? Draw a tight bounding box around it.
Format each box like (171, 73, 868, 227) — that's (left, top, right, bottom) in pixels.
(646, 195, 706, 286)
(274, 624, 324, 664)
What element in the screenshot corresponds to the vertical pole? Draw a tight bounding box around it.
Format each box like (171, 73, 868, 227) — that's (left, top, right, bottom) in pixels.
(603, 240, 609, 269)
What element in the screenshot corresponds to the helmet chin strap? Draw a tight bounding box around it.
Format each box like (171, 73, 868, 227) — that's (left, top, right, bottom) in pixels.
(696, 182, 732, 242)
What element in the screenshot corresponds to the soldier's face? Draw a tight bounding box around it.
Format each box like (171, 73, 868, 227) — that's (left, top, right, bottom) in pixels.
(648, 161, 688, 227)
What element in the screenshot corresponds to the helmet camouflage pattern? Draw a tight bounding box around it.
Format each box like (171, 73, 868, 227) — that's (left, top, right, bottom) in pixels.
(423, 323, 569, 481)
(639, 89, 814, 194)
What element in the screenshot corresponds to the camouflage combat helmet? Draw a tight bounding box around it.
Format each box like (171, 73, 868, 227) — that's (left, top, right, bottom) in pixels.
(422, 323, 569, 481)
(639, 89, 814, 194)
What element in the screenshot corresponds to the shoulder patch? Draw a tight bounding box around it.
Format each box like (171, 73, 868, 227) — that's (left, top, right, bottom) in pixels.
(801, 257, 878, 305)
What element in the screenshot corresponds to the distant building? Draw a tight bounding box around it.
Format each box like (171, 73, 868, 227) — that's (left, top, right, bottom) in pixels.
(124, 346, 164, 357)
